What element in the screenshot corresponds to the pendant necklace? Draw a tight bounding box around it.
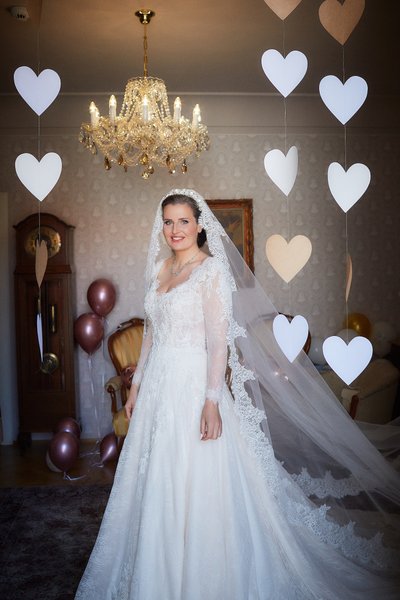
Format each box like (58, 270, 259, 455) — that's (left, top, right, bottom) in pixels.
(171, 250, 201, 277)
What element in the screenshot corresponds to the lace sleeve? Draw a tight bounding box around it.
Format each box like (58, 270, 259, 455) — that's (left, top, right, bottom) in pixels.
(131, 318, 153, 387)
(202, 260, 232, 404)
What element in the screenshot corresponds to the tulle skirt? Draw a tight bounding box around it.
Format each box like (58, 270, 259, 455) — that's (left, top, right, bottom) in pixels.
(75, 346, 399, 600)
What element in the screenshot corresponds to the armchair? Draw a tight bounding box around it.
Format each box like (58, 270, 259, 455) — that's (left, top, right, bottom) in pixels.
(105, 318, 144, 445)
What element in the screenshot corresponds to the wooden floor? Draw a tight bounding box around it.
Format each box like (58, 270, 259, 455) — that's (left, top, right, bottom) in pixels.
(0, 440, 116, 487)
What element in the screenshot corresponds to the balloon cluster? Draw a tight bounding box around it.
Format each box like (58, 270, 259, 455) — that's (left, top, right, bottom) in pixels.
(74, 279, 116, 354)
(47, 417, 81, 473)
(46, 417, 119, 474)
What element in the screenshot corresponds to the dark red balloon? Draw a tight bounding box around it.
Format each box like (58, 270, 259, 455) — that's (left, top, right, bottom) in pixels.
(87, 279, 116, 317)
(74, 312, 104, 354)
(48, 431, 79, 472)
(54, 417, 81, 439)
(100, 432, 118, 464)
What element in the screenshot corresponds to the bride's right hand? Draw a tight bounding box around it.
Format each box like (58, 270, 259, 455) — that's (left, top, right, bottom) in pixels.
(125, 384, 138, 420)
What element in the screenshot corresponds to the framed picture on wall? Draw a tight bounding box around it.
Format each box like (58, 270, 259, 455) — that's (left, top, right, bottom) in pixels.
(206, 199, 254, 272)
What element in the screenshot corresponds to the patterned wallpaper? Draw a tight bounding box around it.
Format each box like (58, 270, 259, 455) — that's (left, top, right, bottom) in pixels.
(2, 128, 399, 437)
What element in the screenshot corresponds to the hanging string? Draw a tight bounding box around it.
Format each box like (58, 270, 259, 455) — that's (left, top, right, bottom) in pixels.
(342, 45, 350, 342)
(282, 18, 293, 313)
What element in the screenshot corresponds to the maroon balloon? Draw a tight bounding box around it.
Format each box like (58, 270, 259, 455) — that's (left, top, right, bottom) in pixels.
(48, 431, 79, 472)
(87, 279, 116, 317)
(100, 432, 118, 464)
(74, 312, 104, 354)
(54, 417, 81, 439)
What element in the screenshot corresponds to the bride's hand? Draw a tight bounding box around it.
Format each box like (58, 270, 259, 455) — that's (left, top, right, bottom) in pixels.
(125, 384, 138, 420)
(200, 399, 222, 441)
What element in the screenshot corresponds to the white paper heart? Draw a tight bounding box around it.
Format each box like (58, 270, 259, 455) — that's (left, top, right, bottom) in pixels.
(15, 152, 62, 201)
(322, 335, 372, 385)
(273, 314, 309, 362)
(261, 50, 308, 97)
(264, 146, 298, 196)
(319, 75, 368, 125)
(266, 234, 312, 283)
(327, 162, 371, 212)
(14, 66, 61, 116)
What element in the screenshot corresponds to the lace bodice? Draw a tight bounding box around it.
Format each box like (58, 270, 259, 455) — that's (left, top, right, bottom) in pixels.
(132, 256, 232, 403)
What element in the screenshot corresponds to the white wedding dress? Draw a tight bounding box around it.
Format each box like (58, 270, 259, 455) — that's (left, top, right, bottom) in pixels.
(75, 256, 399, 600)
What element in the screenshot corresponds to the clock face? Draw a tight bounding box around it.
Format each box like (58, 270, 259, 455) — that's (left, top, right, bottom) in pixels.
(24, 226, 62, 258)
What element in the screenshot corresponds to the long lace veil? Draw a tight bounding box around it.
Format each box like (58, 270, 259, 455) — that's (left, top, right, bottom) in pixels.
(146, 188, 400, 567)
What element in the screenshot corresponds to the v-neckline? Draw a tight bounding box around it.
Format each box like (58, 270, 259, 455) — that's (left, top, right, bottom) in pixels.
(155, 256, 211, 296)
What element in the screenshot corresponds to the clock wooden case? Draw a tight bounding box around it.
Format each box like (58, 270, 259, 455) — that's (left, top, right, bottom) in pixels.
(14, 213, 76, 439)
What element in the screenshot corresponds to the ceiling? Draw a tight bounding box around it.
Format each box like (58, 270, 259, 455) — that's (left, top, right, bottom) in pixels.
(0, 0, 399, 97)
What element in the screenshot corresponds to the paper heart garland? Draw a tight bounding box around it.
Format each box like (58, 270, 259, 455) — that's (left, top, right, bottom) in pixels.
(327, 162, 371, 212)
(264, 146, 298, 196)
(322, 335, 372, 385)
(319, 75, 368, 125)
(266, 234, 312, 283)
(14, 66, 61, 116)
(35, 240, 48, 288)
(261, 50, 308, 98)
(273, 314, 309, 362)
(319, 0, 365, 45)
(15, 152, 62, 201)
(263, 0, 303, 20)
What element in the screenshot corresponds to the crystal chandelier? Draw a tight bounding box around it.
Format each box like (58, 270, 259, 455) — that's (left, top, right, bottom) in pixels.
(79, 9, 210, 179)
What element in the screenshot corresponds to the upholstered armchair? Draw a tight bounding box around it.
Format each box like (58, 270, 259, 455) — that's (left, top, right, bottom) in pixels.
(321, 358, 399, 423)
(105, 318, 144, 446)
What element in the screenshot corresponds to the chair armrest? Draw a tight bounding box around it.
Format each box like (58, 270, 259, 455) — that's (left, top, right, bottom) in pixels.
(105, 376, 123, 393)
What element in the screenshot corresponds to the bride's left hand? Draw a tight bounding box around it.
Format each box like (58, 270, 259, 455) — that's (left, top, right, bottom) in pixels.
(200, 400, 222, 441)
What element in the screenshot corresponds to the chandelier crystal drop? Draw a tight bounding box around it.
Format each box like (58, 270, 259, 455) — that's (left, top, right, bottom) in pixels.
(79, 9, 210, 178)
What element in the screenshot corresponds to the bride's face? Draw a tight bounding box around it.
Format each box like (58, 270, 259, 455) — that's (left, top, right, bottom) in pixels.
(162, 203, 201, 252)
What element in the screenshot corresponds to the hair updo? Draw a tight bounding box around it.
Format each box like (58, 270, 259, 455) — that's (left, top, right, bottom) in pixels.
(161, 194, 207, 248)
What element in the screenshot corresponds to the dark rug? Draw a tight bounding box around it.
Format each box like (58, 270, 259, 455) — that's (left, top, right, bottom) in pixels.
(0, 485, 111, 600)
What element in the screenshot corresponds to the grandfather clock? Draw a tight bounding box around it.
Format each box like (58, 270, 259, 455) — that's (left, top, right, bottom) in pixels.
(14, 213, 76, 444)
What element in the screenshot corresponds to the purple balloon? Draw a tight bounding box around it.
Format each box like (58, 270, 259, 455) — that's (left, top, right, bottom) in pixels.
(49, 431, 79, 472)
(87, 279, 116, 317)
(74, 312, 104, 354)
(54, 417, 81, 439)
(100, 432, 118, 464)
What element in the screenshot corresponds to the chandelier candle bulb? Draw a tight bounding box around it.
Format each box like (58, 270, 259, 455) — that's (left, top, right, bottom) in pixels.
(89, 102, 99, 126)
(173, 97, 181, 123)
(109, 95, 117, 123)
(192, 104, 200, 129)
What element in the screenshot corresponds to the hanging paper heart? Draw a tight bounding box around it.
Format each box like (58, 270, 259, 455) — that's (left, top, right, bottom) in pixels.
(345, 254, 352, 302)
(319, 0, 365, 45)
(273, 314, 309, 362)
(322, 335, 372, 385)
(263, 0, 303, 20)
(35, 240, 48, 288)
(266, 234, 312, 283)
(319, 75, 368, 125)
(15, 152, 62, 201)
(14, 66, 61, 116)
(261, 50, 308, 97)
(327, 162, 371, 212)
(264, 146, 298, 196)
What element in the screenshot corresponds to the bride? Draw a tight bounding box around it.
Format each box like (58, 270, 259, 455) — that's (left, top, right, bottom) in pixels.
(75, 189, 400, 599)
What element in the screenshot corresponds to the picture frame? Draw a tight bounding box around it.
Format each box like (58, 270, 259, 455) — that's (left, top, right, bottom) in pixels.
(206, 199, 254, 272)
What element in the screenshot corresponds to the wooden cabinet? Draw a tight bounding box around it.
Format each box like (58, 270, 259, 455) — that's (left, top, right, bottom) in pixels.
(14, 213, 76, 439)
